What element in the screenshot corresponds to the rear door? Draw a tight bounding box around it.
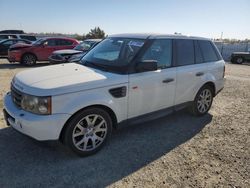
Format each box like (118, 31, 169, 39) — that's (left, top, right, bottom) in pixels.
(56, 39, 75, 50)
(174, 39, 221, 105)
(0, 40, 15, 56)
(174, 39, 206, 105)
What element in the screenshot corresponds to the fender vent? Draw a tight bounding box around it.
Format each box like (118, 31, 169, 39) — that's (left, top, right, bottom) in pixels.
(109, 86, 127, 98)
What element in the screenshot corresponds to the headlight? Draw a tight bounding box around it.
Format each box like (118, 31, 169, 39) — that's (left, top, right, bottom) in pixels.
(69, 53, 85, 62)
(21, 94, 51, 115)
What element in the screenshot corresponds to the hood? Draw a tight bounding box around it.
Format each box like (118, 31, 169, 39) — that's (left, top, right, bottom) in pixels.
(12, 63, 128, 96)
(10, 43, 32, 50)
(53, 49, 82, 55)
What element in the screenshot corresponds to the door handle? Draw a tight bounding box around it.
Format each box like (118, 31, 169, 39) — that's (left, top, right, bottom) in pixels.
(162, 78, 174, 83)
(196, 72, 204, 76)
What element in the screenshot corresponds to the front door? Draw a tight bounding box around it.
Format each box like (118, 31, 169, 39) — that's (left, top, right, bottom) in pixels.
(128, 39, 176, 118)
(35, 39, 57, 60)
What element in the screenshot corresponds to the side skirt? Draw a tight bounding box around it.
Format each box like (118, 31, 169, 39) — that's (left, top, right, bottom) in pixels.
(118, 102, 192, 127)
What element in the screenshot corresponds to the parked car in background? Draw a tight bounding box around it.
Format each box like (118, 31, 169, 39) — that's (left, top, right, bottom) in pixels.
(8, 37, 79, 66)
(0, 34, 37, 42)
(0, 30, 25, 34)
(231, 51, 250, 64)
(48, 39, 101, 64)
(3, 34, 225, 156)
(0, 39, 32, 57)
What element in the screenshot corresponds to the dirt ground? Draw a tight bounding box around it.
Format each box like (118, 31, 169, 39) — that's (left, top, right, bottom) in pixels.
(0, 59, 249, 187)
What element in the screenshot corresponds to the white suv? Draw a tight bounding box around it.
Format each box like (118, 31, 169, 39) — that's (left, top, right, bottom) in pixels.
(3, 34, 225, 156)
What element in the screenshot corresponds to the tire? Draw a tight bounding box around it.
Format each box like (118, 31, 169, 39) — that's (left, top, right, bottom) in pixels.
(21, 54, 36, 66)
(235, 56, 244, 64)
(63, 107, 112, 157)
(189, 85, 214, 116)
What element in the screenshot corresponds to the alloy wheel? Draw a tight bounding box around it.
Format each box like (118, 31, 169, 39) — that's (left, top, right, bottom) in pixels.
(72, 114, 108, 151)
(197, 89, 212, 113)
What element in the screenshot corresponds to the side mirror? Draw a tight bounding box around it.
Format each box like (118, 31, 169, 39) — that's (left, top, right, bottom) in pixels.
(136, 60, 158, 72)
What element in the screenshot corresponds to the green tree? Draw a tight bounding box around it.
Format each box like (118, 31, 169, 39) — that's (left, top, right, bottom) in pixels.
(86, 27, 105, 39)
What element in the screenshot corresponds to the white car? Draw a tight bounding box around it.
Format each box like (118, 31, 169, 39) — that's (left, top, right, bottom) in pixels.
(3, 34, 225, 156)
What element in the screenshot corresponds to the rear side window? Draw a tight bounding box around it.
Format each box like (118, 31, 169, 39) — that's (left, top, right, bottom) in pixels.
(175, 39, 195, 66)
(198, 40, 219, 62)
(141, 39, 172, 69)
(194, 40, 204, 64)
(20, 35, 37, 41)
(0, 35, 9, 40)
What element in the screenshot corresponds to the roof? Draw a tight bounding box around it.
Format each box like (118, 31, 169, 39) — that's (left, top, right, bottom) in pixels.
(0, 38, 30, 43)
(109, 33, 210, 40)
(84, 39, 102, 42)
(38, 37, 78, 41)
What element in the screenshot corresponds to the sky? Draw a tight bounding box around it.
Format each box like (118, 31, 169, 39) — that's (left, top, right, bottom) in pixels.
(0, 0, 249, 39)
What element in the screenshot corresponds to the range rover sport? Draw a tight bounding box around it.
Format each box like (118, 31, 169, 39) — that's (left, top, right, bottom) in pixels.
(3, 34, 225, 156)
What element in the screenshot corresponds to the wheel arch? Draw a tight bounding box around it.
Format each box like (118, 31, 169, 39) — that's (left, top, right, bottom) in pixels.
(199, 82, 216, 97)
(59, 104, 118, 143)
(21, 52, 37, 62)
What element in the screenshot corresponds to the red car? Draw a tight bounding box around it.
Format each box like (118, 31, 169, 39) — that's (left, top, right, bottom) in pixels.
(8, 37, 79, 66)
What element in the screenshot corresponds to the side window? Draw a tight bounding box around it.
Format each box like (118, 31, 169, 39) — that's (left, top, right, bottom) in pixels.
(194, 40, 203, 64)
(141, 39, 172, 69)
(43, 39, 56, 46)
(175, 39, 195, 66)
(2, 40, 14, 46)
(0, 35, 9, 40)
(198, 40, 219, 62)
(20, 35, 37, 41)
(57, 39, 73, 46)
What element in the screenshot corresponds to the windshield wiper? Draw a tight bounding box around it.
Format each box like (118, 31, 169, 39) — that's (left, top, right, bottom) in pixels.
(84, 61, 109, 72)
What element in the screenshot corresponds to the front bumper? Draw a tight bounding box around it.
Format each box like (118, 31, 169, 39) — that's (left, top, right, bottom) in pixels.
(8, 51, 21, 62)
(3, 93, 71, 141)
(48, 55, 67, 64)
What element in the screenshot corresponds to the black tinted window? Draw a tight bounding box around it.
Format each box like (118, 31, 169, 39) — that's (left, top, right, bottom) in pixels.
(57, 39, 73, 46)
(198, 40, 218, 62)
(2, 40, 15, 46)
(194, 40, 203, 63)
(20, 35, 37, 41)
(176, 39, 194, 66)
(141, 39, 172, 69)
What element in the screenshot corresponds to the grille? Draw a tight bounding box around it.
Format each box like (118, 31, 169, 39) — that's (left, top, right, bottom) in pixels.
(11, 85, 23, 108)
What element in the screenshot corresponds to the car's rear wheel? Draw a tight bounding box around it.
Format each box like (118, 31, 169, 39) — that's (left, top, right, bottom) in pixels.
(21, 54, 36, 66)
(235, 56, 244, 64)
(63, 108, 112, 156)
(189, 85, 213, 116)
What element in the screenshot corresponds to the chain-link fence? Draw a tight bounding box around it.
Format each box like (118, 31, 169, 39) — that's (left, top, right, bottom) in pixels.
(214, 42, 250, 61)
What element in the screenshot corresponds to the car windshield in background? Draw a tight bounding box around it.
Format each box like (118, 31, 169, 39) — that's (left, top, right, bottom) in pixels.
(33, 38, 44, 45)
(80, 38, 145, 71)
(74, 41, 96, 51)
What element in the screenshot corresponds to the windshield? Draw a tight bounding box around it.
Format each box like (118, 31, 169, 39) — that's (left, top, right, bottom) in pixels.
(33, 38, 45, 45)
(80, 38, 145, 71)
(74, 41, 97, 51)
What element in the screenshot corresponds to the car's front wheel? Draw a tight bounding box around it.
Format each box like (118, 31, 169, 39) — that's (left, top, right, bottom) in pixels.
(189, 85, 214, 116)
(63, 107, 112, 156)
(21, 54, 37, 66)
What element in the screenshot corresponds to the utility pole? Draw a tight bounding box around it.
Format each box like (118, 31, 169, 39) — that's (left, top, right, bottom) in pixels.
(220, 32, 223, 41)
(220, 32, 224, 56)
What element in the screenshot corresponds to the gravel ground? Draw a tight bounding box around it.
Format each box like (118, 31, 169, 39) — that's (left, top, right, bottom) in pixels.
(0, 59, 249, 187)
